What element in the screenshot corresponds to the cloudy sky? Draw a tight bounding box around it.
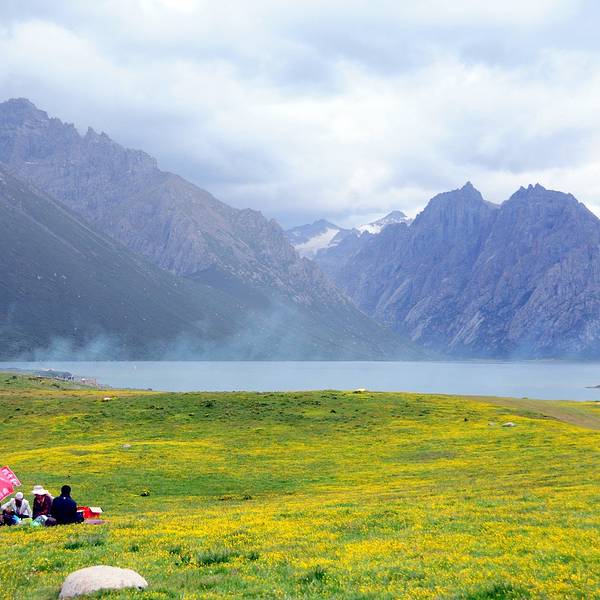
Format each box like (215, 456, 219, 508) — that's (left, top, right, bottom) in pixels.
(2, 1, 600, 227)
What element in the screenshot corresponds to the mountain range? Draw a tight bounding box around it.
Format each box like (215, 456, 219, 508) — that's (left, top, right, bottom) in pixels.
(286, 211, 411, 258)
(315, 182, 600, 358)
(0, 98, 414, 360)
(3, 97, 600, 360)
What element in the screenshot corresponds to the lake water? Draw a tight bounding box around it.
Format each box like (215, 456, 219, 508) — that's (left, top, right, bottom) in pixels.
(2, 360, 600, 401)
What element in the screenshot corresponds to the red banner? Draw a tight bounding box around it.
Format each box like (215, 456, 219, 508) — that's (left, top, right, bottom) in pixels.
(0, 477, 14, 502)
(1, 466, 21, 487)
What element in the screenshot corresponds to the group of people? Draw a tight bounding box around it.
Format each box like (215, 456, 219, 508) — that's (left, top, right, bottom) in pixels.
(1, 484, 83, 527)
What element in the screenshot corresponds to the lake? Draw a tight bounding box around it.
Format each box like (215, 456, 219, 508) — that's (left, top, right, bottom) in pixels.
(2, 360, 600, 401)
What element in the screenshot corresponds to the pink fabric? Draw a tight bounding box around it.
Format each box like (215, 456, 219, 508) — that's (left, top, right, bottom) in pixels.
(1, 466, 21, 487)
(0, 477, 14, 502)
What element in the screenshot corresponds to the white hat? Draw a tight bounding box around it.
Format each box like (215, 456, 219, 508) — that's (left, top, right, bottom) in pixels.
(31, 485, 49, 496)
(15, 492, 23, 500)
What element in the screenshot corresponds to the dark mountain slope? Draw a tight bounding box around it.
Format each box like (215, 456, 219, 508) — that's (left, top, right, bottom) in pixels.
(0, 167, 408, 359)
(0, 166, 237, 357)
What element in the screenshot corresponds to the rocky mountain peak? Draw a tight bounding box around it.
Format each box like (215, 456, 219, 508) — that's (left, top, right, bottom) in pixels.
(504, 184, 589, 222)
(513, 183, 549, 197)
(511, 183, 579, 201)
(0, 99, 163, 211)
(84, 126, 111, 142)
(356, 210, 412, 234)
(384, 209, 408, 220)
(2, 97, 41, 116)
(0, 98, 76, 132)
(314, 218, 338, 228)
(424, 182, 486, 209)
(412, 183, 497, 236)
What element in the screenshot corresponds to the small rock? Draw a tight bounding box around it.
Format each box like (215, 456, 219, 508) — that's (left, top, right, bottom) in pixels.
(59, 566, 148, 598)
(122, 444, 132, 449)
(502, 422, 517, 427)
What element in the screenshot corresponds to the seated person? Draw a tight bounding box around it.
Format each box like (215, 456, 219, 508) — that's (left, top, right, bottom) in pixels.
(1, 492, 32, 523)
(31, 485, 53, 523)
(1, 507, 18, 526)
(51, 485, 83, 525)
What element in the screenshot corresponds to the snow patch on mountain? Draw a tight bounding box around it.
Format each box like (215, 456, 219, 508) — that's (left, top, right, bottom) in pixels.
(294, 227, 341, 258)
(287, 211, 412, 258)
(356, 211, 412, 234)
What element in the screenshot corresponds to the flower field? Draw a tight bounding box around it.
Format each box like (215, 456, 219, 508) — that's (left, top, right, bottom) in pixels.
(1, 373, 600, 599)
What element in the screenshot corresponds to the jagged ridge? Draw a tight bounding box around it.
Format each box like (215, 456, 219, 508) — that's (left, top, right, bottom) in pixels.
(317, 182, 600, 358)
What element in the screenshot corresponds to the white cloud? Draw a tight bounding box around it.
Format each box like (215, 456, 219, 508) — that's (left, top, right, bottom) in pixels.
(1, 1, 600, 226)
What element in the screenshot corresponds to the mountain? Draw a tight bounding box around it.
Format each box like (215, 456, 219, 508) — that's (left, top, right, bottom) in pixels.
(0, 98, 416, 359)
(0, 165, 236, 358)
(355, 210, 412, 234)
(286, 211, 411, 258)
(0, 99, 309, 299)
(285, 219, 349, 258)
(0, 165, 416, 359)
(316, 182, 600, 358)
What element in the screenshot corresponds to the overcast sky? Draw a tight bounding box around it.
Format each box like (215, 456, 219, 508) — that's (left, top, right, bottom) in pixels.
(2, 1, 600, 227)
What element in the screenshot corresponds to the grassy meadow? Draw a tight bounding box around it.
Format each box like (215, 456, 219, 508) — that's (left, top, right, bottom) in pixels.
(1, 373, 600, 599)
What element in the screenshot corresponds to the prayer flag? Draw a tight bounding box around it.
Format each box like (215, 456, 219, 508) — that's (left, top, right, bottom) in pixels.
(0, 466, 21, 487)
(0, 477, 14, 502)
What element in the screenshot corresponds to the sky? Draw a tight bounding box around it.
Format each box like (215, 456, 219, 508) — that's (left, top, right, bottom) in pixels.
(2, 1, 600, 228)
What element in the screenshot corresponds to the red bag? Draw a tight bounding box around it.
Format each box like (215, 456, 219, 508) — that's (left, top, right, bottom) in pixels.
(78, 506, 103, 519)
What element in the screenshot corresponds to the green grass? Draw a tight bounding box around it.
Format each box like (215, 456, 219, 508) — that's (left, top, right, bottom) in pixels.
(1, 373, 599, 599)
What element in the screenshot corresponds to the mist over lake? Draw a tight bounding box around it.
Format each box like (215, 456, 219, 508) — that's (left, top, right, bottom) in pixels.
(4, 360, 600, 401)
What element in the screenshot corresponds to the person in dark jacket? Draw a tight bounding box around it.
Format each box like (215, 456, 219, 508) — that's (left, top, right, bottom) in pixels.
(51, 485, 82, 525)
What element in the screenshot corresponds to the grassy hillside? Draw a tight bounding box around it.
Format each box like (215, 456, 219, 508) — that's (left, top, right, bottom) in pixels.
(1, 374, 600, 599)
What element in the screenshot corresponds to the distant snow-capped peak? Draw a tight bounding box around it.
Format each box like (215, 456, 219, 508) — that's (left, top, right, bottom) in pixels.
(286, 211, 411, 258)
(356, 210, 412, 235)
(294, 226, 343, 258)
(286, 220, 347, 258)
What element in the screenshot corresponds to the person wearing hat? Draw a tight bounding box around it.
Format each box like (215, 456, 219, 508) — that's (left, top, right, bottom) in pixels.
(31, 485, 54, 522)
(1, 492, 32, 524)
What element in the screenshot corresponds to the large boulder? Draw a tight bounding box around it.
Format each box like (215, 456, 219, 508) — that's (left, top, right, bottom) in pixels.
(59, 566, 148, 598)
